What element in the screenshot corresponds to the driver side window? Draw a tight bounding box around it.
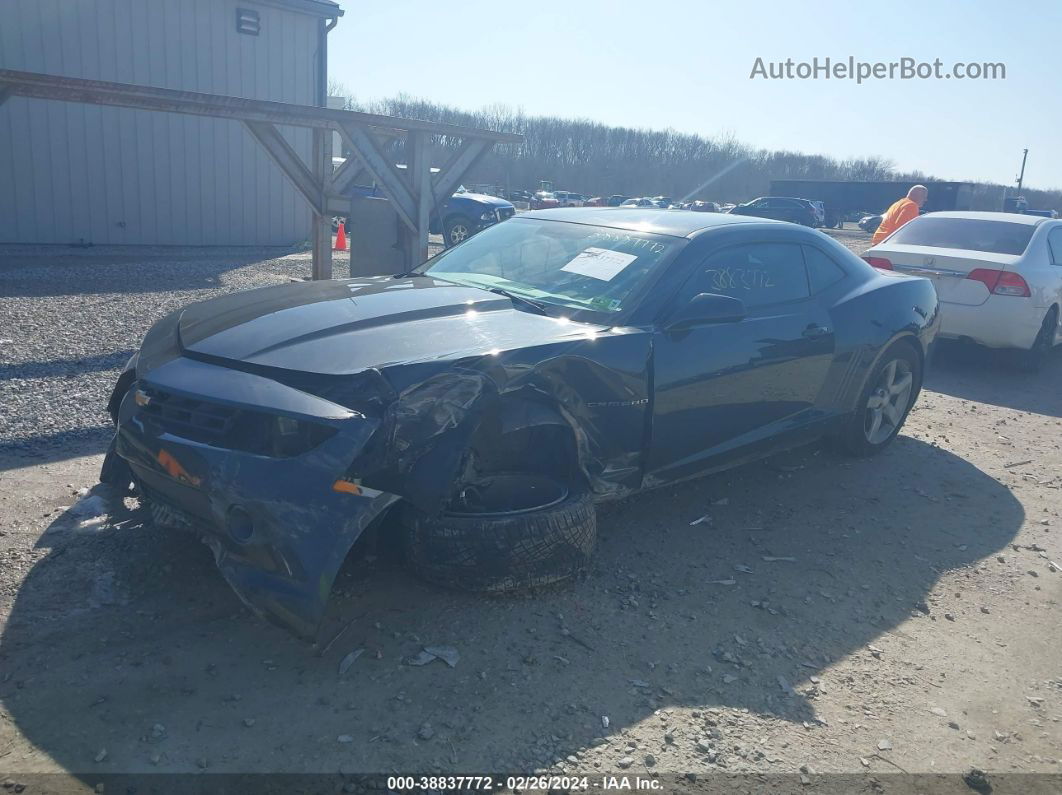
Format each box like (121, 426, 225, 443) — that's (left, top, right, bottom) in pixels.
(685, 243, 811, 309)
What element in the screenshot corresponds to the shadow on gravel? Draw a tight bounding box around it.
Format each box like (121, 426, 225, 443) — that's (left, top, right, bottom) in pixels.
(0, 351, 137, 382)
(0, 247, 303, 297)
(0, 437, 1022, 777)
(0, 428, 112, 472)
(926, 340, 1062, 419)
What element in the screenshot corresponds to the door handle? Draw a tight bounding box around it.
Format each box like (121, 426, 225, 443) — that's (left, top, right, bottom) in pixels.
(802, 324, 832, 338)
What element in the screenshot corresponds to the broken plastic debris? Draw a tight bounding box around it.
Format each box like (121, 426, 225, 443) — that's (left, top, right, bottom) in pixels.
(338, 648, 364, 675)
(688, 514, 712, 526)
(734, 564, 754, 574)
(405, 645, 459, 668)
(70, 495, 108, 519)
(424, 645, 459, 667)
(709, 579, 737, 586)
(406, 650, 436, 666)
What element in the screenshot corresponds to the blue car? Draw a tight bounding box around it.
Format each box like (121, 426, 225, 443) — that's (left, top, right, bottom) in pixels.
(338, 183, 515, 248)
(430, 189, 516, 247)
(102, 208, 938, 639)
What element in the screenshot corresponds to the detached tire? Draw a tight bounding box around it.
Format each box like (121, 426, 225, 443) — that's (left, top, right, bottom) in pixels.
(401, 476, 596, 593)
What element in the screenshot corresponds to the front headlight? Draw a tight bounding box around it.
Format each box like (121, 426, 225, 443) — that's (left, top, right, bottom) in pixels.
(268, 414, 337, 458)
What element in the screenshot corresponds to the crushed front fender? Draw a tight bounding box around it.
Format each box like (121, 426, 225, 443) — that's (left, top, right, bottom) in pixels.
(114, 356, 398, 639)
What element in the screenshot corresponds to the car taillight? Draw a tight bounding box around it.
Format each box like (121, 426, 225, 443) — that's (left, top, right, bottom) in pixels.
(863, 256, 893, 270)
(966, 268, 1031, 297)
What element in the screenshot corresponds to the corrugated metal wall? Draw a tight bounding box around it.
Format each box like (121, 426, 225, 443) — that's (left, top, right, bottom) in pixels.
(0, 0, 323, 246)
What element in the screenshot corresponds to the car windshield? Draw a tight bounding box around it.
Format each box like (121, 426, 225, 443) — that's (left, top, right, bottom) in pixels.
(417, 218, 682, 317)
(888, 217, 1036, 255)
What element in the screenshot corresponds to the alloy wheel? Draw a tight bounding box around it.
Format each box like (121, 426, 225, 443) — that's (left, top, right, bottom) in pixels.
(449, 224, 470, 245)
(864, 358, 914, 445)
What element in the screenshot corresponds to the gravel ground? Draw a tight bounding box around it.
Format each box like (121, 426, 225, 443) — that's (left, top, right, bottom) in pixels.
(1, 230, 1061, 792)
(0, 244, 345, 458)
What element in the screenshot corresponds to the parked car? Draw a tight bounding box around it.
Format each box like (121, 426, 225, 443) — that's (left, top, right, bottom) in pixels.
(336, 184, 514, 248)
(101, 208, 938, 639)
(729, 197, 819, 226)
(863, 211, 1062, 369)
(619, 197, 658, 208)
(858, 214, 883, 233)
(553, 191, 586, 207)
(606, 195, 630, 207)
(689, 201, 722, 213)
(653, 196, 676, 208)
(431, 190, 516, 248)
(531, 191, 560, 210)
(584, 196, 606, 207)
(507, 189, 533, 204)
(809, 201, 827, 227)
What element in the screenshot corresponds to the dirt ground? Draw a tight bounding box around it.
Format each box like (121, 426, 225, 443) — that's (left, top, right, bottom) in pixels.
(1, 229, 1061, 792)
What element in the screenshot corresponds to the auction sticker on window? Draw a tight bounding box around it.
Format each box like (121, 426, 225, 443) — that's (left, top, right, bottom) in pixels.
(561, 247, 638, 281)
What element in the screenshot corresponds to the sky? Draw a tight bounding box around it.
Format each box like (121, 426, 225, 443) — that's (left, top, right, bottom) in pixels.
(328, 0, 1062, 191)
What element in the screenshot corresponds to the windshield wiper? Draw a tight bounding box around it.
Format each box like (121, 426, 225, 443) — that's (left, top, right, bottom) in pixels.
(482, 286, 550, 315)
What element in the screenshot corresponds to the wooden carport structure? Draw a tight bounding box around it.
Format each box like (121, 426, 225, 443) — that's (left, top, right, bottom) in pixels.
(0, 69, 522, 279)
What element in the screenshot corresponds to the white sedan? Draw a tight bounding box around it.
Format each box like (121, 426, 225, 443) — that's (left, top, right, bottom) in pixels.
(863, 211, 1062, 370)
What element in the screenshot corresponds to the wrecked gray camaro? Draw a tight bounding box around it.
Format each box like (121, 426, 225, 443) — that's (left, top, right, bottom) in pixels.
(103, 209, 938, 638)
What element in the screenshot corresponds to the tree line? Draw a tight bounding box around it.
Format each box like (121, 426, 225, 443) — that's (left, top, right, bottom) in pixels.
(342, 92, 1060, 212)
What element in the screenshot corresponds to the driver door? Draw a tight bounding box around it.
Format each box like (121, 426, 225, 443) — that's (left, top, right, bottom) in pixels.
(646, 241, 835, 484)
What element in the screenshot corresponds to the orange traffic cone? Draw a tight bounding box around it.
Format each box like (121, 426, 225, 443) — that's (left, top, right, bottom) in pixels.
(334, 220, 347, 251)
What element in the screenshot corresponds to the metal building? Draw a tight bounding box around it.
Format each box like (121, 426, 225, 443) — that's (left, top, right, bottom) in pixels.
(0, 0, 342, 246)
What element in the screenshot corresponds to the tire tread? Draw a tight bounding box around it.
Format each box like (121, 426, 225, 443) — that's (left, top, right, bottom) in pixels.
(401, 491, 596, 593)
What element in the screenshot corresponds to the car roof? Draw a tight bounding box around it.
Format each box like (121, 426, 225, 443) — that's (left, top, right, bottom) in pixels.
(921, 211, 1047, 226)
(518, 207, 783, 237)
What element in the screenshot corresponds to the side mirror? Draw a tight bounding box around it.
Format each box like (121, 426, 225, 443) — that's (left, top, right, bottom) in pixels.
(666, 293, 746, 331)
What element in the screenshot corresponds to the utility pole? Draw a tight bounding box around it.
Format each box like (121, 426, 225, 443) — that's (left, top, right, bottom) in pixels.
(1016, 148, 1029, 193)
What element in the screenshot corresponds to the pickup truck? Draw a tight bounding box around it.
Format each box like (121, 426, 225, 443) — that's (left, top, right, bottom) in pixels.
(337, 185, 516, 248)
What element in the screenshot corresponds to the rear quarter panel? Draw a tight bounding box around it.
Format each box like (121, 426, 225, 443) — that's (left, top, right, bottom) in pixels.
(822, 269, 939, 413)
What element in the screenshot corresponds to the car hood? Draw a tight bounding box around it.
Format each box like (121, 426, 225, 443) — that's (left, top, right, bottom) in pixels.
(452, 192, 512, 208)
(177, 276, 606, 376)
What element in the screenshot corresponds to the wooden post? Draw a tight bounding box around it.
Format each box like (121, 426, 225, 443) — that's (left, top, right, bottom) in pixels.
(311, 127, 333, 280)
(407, 131, 432, 267)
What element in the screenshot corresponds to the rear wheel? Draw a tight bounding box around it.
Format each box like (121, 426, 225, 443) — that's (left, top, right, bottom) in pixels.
(1017, 307, 1058, 373)
(836, 341, 922, 456)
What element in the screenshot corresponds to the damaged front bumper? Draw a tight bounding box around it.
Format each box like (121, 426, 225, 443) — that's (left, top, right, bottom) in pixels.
(111, 356, 399, 639)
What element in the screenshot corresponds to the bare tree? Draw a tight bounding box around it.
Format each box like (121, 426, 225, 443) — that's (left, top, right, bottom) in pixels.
(345, 94, 1062, 210)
